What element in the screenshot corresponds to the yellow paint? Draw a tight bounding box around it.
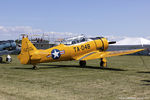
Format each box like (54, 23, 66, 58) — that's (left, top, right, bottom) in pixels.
(18, 37, 145, 66)
(101, 58, 107, 67)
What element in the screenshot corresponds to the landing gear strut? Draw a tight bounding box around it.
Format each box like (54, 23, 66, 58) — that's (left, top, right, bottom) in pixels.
(32, 65, 38, 70)
(100, 58, 107, 68)
(79, 60, 86, 67)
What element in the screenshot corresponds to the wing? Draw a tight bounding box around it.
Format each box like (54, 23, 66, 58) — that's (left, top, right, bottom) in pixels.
(74, 49, 145, 61)
(0, 49, 19, 56)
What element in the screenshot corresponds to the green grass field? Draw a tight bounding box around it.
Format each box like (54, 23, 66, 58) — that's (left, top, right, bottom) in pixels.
(0, 55, 150, 100)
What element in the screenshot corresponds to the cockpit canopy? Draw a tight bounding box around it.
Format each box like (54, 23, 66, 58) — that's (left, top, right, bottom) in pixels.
(61, 35, 89, 45)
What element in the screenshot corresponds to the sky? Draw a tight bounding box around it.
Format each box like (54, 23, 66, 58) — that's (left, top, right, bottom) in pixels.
(0, 0, 150, 40)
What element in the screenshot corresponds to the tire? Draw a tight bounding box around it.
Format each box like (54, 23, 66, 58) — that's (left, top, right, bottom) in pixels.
(100, 61, 107, 68)
(32, 65, 38, 70)
(79, 61, 86, 67)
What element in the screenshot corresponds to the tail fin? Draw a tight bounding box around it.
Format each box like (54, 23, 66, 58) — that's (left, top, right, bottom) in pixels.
(18, 37, 37, 64)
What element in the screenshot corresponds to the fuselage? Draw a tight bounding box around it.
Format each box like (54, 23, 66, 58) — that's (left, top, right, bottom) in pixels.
(0, 40, 16, 51)
(30, 37, 109, 64)
(18, 36, 146, 68)
(0, 40, 20, 56)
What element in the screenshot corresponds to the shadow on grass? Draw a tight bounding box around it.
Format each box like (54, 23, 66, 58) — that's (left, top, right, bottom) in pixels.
(137, 71, 150, 74)
(0, 61, 9, 64)
(13, 64, 127, 71)
(13, 67, 34, 70)
(34, 64, 127, 71)
(141, 80, 150, 86)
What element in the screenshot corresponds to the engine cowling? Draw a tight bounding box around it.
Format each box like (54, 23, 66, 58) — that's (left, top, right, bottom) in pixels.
(94, 37, 109, 51)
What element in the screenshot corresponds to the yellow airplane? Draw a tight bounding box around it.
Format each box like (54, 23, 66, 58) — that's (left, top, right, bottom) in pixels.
(18, 35, 145, 69)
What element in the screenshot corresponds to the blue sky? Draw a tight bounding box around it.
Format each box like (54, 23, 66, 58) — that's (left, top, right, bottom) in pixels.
(0, 0, 150, 40)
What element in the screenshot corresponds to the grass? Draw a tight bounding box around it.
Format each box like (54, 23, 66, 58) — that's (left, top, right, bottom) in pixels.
(0, 55, 150, 100)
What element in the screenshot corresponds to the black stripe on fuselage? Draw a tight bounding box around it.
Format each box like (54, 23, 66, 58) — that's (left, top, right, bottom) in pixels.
(90, 37, 104, 51)
(99, 38, 104, 51)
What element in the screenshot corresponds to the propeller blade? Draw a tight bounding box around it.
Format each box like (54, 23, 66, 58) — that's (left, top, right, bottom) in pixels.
(108, 41, 116, 44)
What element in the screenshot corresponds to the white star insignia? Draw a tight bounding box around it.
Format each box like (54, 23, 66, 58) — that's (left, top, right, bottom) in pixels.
(52, 50, 60, 58)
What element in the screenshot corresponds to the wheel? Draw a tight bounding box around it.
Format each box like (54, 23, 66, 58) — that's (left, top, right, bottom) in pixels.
(100, 58, 107, 68)
(0, 57, 3, 63)
(79, 61, 86, 67)
(100, 61, 107, 68)
(32, 65, 38, 70)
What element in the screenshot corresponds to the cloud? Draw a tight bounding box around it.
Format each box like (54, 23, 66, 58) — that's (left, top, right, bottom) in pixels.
(0, 26, 78, 40)
(44, 32, 74, 36)
(104, 35, 127, 41)
(1, 25, 148, 41)
(146, 36, 150, 40)
(0, 26, 43, 40)
(86, 34, 127, 41)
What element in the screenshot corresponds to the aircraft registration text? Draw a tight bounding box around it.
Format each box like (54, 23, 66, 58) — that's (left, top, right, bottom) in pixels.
(73, 44, 90, 52)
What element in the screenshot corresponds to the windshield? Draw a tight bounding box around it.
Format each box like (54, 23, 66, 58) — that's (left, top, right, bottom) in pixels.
(61, 35, 87, 45)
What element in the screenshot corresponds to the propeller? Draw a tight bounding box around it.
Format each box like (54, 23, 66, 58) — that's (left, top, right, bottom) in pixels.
(108, 41, 116, 44)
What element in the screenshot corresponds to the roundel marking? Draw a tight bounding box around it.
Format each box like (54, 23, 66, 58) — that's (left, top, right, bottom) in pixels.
(51, 49, 61, 59)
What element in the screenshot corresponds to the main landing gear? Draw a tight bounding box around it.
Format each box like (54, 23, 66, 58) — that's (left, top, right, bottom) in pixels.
(79, 60, 86, 67)
(79, 58, 107, 68)
(100, 58, 107, 68)
(32, 65, 38, 70)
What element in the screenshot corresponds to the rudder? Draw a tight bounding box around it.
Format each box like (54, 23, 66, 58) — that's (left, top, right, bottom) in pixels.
(18, 37, 37, 64)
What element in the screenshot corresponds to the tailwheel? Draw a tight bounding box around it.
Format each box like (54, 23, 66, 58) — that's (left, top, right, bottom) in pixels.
(32, 65, 38, 70)
(79, 60, 86, 67)
(100, 58, 107, 68)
